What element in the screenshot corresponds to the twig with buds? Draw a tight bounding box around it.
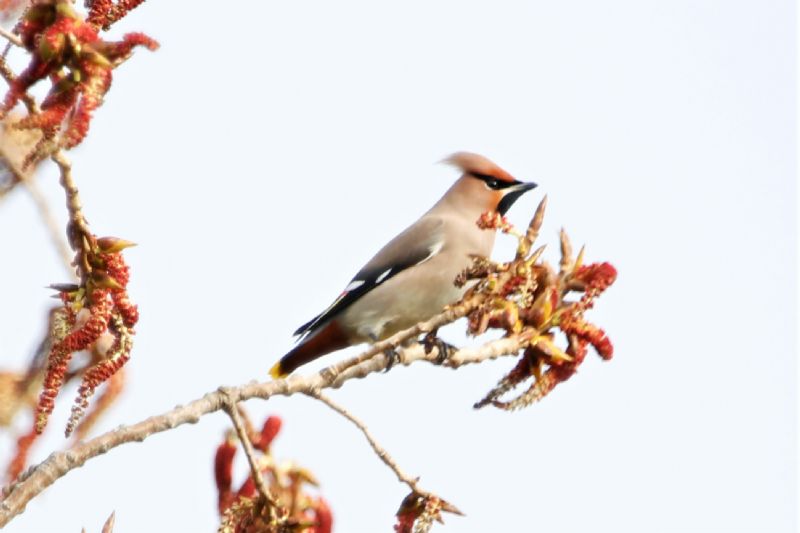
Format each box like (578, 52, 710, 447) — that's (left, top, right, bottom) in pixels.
(0, 55, 74, 270)
(0, 331, 530, 527)
(1, 12, 142, 439)
(219, 390, 280, 518)
(51, 150, 93, 281)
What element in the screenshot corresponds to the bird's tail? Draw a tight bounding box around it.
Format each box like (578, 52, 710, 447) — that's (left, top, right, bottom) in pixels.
(269, 321, 350, 378)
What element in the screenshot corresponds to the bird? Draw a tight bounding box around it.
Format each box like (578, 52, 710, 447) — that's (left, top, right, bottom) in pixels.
(270, 152, 537, 378)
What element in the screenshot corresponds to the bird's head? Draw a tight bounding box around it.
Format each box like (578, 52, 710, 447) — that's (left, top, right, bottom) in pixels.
(442, 152, 538, 216)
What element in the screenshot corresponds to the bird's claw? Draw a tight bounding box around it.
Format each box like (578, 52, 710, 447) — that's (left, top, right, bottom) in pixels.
(422, 332, 457, 365)
(368, 333, 402, 372)
(383, 346, 401, 372)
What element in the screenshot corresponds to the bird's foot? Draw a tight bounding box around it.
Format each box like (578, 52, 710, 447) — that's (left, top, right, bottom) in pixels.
(369, 334, 402, 372)
(383, 346, 401, 372)
(422, 331, 457, 365)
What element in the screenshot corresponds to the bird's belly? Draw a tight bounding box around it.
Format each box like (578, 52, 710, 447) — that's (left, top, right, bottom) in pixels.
(338, 258, 468, 342)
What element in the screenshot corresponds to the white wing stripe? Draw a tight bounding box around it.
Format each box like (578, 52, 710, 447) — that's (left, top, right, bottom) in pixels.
(418, 240, 444, 265)
(344, 280, 365, 292)
(375, 269, 392, 284)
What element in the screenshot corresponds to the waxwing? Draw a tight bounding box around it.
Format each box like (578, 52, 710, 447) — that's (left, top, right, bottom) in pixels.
(270, 152, 537, 377)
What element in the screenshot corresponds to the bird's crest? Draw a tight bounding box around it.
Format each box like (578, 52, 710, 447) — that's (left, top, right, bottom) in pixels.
(443, 152, 516, 183)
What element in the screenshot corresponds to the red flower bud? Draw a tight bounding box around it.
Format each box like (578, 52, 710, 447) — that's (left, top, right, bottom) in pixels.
(254, 415, 282, 452)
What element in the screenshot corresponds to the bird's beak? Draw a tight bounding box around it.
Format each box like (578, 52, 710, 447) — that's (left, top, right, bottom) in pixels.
(497, 181, 538, 216)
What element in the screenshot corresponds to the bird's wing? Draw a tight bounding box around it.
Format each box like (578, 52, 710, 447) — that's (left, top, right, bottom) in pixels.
(293, 216, 445, 339)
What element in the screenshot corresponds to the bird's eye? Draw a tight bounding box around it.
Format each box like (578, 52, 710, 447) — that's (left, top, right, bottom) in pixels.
(473, 172, 510, 190)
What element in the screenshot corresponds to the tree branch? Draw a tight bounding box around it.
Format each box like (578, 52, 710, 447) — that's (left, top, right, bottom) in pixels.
(18, 171, 75, 273)
(0, 54, 74, 273)
(0, 55, 37, 114)
(1, 36, 89, 270)
(317, 299, 477, 386)
(51, 150, 94, 281)
(0, 320, 530, 527)
(306, 391, 464, 516)
(0, 125, 74, 273)
(219, 391, 280, 516)
(0, 27, 22, 49)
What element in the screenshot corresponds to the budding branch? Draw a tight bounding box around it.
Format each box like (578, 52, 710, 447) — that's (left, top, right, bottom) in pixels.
(0, 304, 528, 527)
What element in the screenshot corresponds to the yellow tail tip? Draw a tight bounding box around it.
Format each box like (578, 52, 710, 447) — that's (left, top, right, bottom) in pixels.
(269, 361, 288, 379)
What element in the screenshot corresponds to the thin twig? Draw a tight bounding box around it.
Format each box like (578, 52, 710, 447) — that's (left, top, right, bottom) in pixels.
(219, 389, 280, 516)
(0, 319, 531, 527)
(0, 27, 23, 49)
(0, 49, 72, 269)
(308, 391, 419, 489)
(0, 124, 72, 273)
(0, 55, 82, 274)
(0, 138, 73, 274)
(0, 133, 75, 276)
(51, 149, 92, 280)
(0, 55, 37, 113)
(21, 176, 75, 273)
(307, 391, 463, 515)
(0, 137, 25, 198)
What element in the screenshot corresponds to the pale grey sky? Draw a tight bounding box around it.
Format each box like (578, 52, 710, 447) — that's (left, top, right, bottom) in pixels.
(0, 1, 796, 532)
